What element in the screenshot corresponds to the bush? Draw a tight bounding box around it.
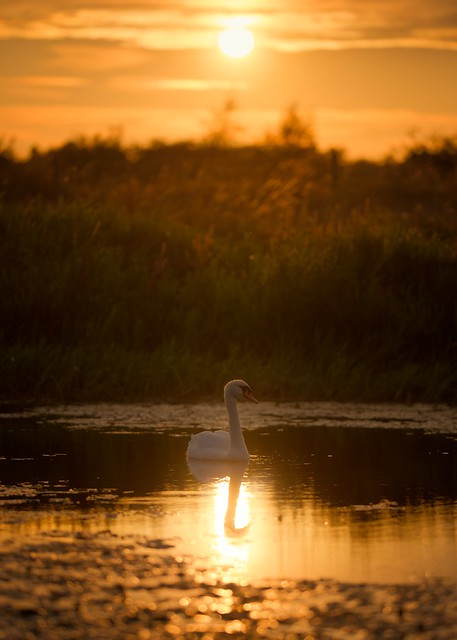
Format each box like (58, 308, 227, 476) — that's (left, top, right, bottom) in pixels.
(1, 138, 456, 402)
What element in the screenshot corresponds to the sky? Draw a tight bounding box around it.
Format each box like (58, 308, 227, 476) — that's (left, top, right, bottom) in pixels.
(1, 0, 457, 158)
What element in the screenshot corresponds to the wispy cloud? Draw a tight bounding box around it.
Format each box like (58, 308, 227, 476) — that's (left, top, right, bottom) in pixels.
(1, 0, 456, 50)
(12, 75, 86, 87)
(108, 77, 249, 92)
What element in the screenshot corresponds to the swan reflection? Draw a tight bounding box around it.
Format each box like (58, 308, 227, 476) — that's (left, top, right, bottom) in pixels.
(187, 459, 250, 534)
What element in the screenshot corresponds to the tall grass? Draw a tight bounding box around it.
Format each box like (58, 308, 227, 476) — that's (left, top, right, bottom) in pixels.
(1, 140, 457, 402)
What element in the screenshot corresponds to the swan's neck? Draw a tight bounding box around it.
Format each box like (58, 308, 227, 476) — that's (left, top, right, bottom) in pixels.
(225, 393, 249, 458)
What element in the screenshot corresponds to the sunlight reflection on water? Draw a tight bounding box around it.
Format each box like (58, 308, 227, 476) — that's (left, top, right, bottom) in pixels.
(0, 402, 456, 584)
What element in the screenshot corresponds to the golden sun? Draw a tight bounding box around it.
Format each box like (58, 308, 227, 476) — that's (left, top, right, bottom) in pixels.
(218, 26, 255, 58)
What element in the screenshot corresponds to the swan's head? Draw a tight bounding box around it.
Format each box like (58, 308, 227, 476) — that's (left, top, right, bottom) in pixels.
(224, 379, 258, 404)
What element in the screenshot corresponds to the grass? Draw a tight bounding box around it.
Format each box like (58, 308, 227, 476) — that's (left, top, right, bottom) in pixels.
(1, 139, 457, 403)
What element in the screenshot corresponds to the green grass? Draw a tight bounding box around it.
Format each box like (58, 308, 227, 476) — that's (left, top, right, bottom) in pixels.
(2, 341, 455, 404)
(1, 140, 457, 403)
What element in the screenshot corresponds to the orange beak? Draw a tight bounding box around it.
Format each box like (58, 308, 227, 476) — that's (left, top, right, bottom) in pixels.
(243, 388, 258, 404)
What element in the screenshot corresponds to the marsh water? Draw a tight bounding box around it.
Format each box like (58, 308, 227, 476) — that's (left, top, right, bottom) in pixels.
(0, 402, 456, 585)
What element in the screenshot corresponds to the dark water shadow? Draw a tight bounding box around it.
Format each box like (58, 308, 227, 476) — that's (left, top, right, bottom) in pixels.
(0, 413, 456, 510)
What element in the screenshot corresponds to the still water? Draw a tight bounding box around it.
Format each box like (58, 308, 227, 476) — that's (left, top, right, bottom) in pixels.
(0, 402, 456, 585)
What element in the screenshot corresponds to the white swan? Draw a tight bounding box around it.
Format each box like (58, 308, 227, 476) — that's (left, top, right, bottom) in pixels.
(186, 380, 257, 461)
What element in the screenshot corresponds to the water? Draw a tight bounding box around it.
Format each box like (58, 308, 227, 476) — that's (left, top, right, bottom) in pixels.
(0, 402, 456, 585)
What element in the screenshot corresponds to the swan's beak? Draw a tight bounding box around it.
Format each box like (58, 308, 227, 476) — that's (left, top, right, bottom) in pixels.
(243, 388, 258, 403)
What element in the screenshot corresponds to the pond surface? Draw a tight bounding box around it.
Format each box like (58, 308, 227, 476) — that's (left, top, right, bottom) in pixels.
(0, 401, 456, 585)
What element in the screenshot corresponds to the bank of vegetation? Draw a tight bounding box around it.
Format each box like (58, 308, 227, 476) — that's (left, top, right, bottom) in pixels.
(1, 128, 457, 402)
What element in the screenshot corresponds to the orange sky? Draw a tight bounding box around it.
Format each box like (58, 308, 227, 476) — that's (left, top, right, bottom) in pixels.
(1, 0, 457, 158)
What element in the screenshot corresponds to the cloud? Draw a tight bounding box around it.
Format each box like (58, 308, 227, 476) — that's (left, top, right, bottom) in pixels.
(12, 75, 86, 87)
(50, 42, 151, 72)
(257, 2, 457, 50)
(108, 77, 249, 92)
(0, 4, 217, 48)
(1, 0, 457, 51)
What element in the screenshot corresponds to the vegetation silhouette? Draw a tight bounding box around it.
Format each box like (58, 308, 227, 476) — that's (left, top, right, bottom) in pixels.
(1, 128, 457, 402)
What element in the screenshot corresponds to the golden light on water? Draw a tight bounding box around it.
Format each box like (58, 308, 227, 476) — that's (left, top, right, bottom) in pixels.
(211, 477, 251, 576)
(213, 476, 251, 531)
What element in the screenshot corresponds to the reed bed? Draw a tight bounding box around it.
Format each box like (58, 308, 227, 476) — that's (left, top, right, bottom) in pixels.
(1, 139, 456, 402)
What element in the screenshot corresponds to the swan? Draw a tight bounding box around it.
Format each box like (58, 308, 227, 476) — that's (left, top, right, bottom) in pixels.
(186, 380, 257, 461)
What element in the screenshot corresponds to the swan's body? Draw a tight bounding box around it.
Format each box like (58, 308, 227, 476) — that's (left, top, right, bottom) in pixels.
(186, 379, 257, 461)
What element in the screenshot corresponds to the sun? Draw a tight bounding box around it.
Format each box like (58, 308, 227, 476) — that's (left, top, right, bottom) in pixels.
(218, 26, 255, 58)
